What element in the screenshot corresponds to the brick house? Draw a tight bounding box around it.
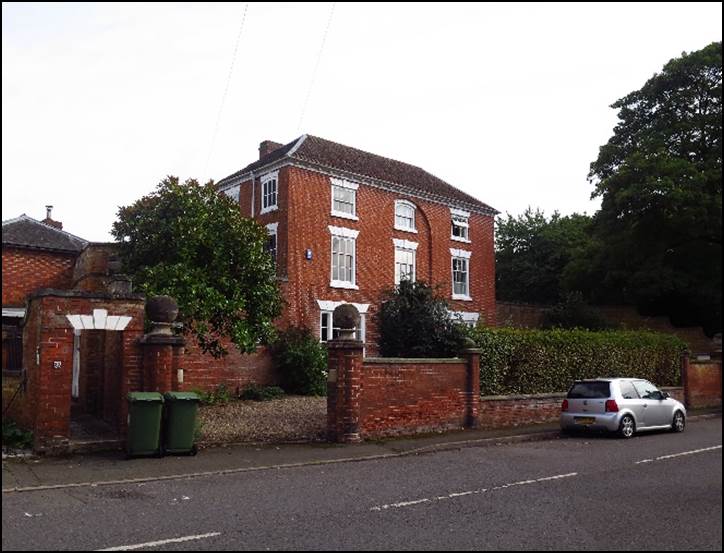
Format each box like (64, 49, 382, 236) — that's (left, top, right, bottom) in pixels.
(217, 135, 498, 355)
(2, 210, 88, 372)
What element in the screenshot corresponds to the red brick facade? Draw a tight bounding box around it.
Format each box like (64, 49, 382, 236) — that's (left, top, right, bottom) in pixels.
(230, 163, 496, 355)
(2, 247, 76, 306)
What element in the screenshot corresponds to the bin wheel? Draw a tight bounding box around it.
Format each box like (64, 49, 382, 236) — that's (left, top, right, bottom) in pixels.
(190, 445, 198, 456)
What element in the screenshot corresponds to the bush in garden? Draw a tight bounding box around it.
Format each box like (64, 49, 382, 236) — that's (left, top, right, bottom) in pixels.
(271, 327, 328, 396)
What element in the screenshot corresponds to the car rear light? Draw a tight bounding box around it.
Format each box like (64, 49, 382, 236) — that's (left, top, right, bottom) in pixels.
(605, 400, 619, 412)
(561, 399, 569, 412)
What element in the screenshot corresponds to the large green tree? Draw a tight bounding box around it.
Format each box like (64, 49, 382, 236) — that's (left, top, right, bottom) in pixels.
(588, 42, 722, 334)
(112, 176, 282, 356)
(495, 208, 593, 304)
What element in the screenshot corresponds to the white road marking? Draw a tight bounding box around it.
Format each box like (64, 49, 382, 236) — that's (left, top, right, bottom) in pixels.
(370, 472, 578, 511)
(96, 532, 221, 551)
(635, 445, 722, 465)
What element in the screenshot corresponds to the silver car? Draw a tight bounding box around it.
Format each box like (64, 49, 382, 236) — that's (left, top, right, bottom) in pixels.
(560, 378, 687, 438)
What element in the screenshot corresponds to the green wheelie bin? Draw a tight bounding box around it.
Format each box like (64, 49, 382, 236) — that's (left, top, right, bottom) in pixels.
(126, 392, 164, 458)
(163, 392, 200, 455)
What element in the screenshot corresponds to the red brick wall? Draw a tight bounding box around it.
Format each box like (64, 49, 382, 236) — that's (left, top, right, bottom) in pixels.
(686, 361, 721, 408)
(359, 358, 472, 437)
(179, 337, 278, 394)
(478, 387, 686, 429)
(2, 247, 77, 306)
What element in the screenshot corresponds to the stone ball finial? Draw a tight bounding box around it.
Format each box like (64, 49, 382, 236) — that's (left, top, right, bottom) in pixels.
(333, 304, 360, 340)
(146, 295, 179, 324)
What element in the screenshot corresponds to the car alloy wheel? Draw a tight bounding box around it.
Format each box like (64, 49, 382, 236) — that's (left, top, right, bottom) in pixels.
(618, 415, 635, 439)
(672, 411, 685, 433)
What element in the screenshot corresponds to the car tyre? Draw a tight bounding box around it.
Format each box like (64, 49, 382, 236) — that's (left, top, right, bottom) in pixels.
(671, 411, 685, 433)
(617, 414, 635, 439)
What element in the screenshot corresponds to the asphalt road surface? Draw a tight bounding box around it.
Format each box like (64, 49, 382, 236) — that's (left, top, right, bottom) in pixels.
(2, 418, 721, 551)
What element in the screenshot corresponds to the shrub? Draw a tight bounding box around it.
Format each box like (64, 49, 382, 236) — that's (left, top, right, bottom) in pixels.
(2, 420, 33, 450)
(191, 384, 233, 405)
(240, 384, 285, 401)
(271, 327, 328, 396)
(378, 280, 468, 357)
(469, 327, 687, 396)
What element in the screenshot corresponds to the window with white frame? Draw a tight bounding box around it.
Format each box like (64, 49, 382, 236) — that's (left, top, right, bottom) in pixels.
(261, 172, 278, 213)
(394, 200, 417, 232)
(450, 208, 470, 242)
(393, 238, 417, 285)
(329, 226, 359, 289)
(450, 248, 472, 300)
(318, 301, 368, 345)
(266, 223, 278, 266)
(331, 178, 358, 220)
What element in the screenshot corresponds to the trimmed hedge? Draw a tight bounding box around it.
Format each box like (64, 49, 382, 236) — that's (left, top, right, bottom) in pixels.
(469, 327, 687, 396)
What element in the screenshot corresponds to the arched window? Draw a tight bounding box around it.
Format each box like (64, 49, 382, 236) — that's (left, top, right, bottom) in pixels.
(394, 200, 417, 232)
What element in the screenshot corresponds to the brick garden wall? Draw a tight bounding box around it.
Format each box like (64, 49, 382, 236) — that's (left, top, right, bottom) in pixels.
(685, 360, 722, 409)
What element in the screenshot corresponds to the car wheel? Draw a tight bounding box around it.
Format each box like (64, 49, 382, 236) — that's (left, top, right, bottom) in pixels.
(671, 411, 685, 433)
(618, 415, 635, 439)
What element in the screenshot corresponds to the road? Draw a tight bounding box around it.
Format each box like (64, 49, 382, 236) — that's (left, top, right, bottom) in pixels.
(2, 418, 721, 551)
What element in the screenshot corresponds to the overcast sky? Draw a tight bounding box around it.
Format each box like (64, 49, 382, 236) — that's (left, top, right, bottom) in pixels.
(2, 2, 722, 241)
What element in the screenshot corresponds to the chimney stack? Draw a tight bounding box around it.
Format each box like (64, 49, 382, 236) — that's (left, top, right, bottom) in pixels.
(259, 140, 283, 160)
(42, 205, 63, 229)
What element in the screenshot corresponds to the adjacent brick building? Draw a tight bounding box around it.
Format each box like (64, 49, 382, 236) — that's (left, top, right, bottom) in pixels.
(217, 135, 498, 355)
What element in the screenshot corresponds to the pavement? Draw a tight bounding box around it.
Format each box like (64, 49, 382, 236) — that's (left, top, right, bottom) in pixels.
(3, 409, 721, 494)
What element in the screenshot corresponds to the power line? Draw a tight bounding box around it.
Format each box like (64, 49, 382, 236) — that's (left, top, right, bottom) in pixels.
(297, 2, 336, 133)
(204, 3, 249, 178)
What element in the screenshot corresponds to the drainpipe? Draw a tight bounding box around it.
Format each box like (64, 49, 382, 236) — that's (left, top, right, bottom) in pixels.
(250, 170, 255, 218)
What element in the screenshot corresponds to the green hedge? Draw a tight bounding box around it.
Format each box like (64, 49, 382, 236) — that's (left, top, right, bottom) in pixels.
(468, 327, 687, 396)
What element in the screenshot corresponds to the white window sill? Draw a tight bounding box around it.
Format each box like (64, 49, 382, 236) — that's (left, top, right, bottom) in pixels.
(451, 236, 471, 244)
(331, 211, 359, 221)
(452, 294, 473, 301)
(260, 205, 278, 215)
(330, 281, 359, 290)
(394, 225, 418, 234)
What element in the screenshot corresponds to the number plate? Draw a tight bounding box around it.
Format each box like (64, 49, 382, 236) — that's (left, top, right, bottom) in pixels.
(574, 417, 596, 426)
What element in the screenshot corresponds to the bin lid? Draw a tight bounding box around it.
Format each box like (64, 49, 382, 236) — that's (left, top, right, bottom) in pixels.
(127, 392, 164, 402)
(164, 391, 201, 402)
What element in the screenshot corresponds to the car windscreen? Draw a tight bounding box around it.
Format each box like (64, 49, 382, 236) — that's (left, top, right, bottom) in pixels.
(567, 381, 611, 399)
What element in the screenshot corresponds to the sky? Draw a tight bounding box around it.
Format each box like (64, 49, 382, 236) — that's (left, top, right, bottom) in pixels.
(2, 2, 722, 242)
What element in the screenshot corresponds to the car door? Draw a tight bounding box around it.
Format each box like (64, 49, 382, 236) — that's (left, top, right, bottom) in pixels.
(632, 380, 669, 427)
(618, 380, 646, 425)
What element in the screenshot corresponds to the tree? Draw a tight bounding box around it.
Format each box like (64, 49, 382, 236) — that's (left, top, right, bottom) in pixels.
(377, 280, 468, 357)
(588, 42, 722, 334)
(112, 176, 282, 356)
(495, 208, 593, 304)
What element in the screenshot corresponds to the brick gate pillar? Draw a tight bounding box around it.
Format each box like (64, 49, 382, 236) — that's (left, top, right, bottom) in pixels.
(139, 296, 185, 393)
(326, 304, 364, 443)
(463, 348, 482, 429)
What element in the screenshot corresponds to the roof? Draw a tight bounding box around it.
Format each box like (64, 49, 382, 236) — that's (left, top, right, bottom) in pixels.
(2, 215, 88, 254)
(218, 135, 497, 215)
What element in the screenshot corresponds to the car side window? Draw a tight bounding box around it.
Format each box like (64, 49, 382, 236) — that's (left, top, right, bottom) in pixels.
(633, 381, 660, 400)
(620, 381, 639, 399)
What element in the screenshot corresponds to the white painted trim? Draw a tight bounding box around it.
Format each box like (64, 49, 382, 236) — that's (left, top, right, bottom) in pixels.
(66, 310, 132, 331)
(448, 310, 480, 323)
(317, 300, 370, 314)
(287, 134, 307, 157)
(330, 280, 360, 290)
(451, 236, 472, 244)
(2, 307, 26, 318)
(265, 222, 278, 233)
(331, 211, 359, 221)
(261, 170, 279, 182)
(393, 238, 418, 251)
(452, 294, 473, 302)
(394, 225, 418, 234)
(450, 248, 472, 259)
(330, 177, 359, 191)
(328, 225, 360, 239)
(394, 199, 417, 233)
(450, 207, 471, 218)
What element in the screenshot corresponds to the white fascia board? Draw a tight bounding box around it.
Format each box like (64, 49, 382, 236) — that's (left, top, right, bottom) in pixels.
(450, 248, 472, 259)
(317, 300, 370, 314)
(328, 225, 359, 239)
(393, 238, 419, 250)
